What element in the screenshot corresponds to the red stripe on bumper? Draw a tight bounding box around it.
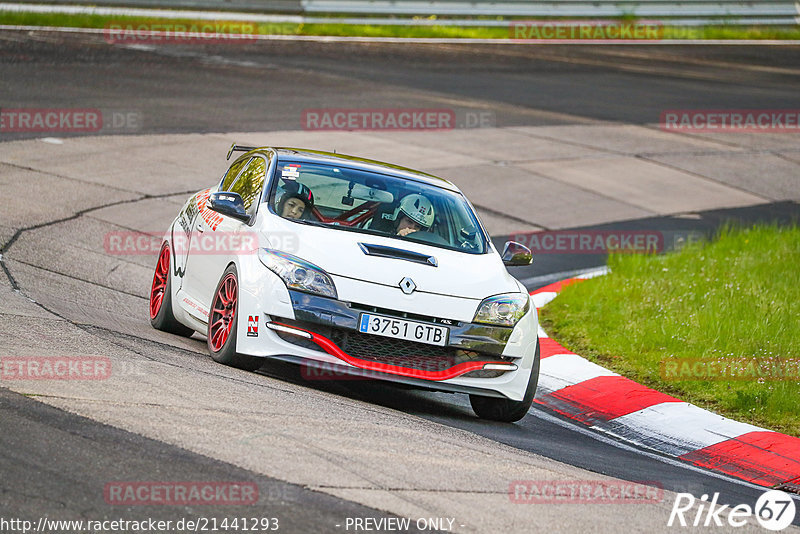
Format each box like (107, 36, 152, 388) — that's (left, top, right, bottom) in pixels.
(678, 431, 800, 487)
(273, 323, 503, 381)
(537, 375, 682, 423)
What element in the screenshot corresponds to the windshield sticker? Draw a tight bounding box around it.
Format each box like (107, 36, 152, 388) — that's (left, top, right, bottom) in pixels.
(282, 164, 301, 180)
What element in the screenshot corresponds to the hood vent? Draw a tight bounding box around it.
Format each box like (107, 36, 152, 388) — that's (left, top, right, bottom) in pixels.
(358, 243, 438, 267)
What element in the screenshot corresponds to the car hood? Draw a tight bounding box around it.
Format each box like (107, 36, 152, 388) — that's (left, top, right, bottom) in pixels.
(259, 216, 521, 300)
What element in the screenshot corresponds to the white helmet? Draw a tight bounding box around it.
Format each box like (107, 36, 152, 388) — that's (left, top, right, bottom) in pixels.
(398, 194, 434, 229)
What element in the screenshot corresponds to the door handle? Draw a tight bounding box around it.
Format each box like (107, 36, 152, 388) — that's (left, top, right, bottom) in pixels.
(196, 222, 204, 233)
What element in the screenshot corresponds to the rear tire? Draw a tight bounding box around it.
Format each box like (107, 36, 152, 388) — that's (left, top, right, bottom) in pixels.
(150, 242, 195, 337)
(207, 264, 264, 372)
(469, 338, 540, 423)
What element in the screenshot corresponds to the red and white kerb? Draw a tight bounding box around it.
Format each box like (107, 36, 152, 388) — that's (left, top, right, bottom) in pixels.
(532, 269, 800, 487)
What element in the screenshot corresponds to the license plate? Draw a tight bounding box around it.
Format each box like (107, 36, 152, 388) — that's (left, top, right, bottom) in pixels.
(358, 313, 449, 346)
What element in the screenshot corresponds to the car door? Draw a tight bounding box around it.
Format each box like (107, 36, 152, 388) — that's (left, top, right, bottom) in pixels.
(173, 158, 249, 291)
(182, 155, 269, 319)
(176, 156, 255, 321)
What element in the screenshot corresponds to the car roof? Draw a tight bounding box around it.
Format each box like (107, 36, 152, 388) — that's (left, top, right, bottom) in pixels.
(247, 147, 460, 192)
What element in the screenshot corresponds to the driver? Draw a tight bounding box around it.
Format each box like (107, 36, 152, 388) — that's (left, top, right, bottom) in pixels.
(277, 183, 315, 220)
(395, 194, 434, 237)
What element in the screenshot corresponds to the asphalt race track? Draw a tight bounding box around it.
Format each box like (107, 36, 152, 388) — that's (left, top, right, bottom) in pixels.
(1, 30, 800, 533)
(2, 32, 800, 137)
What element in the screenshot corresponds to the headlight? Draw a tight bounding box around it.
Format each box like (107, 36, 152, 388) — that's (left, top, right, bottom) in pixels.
(258, 249, 337, 299)
(473, 293, 530, 327)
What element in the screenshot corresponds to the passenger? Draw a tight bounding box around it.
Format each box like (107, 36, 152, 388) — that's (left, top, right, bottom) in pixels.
(395, 194, 434, 237)
(277, 183, 315, 220)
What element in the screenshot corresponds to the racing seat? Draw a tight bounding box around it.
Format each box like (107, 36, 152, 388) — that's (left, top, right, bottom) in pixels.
(365, 202, 398, 234)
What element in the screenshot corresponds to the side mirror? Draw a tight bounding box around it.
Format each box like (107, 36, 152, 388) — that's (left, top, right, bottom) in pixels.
(208, 191, 250, 222)
(501, 241, 533, 266)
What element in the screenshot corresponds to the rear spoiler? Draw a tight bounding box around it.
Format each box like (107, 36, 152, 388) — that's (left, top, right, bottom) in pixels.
(226, 143, 258, 160)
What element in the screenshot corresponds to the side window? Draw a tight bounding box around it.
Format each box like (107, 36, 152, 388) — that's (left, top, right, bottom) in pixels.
(229, 157, 267, 215)
(221, 157, 251, 191)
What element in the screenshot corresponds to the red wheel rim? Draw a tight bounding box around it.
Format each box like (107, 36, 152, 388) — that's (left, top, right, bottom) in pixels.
(209, 273, 237, 352)
(150, 244, 170, 319)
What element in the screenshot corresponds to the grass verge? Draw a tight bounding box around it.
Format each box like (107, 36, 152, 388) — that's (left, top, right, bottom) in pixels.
(0, 12, 506, 38)
(1, 11, 799, 40)
(540, 224, 800, 437)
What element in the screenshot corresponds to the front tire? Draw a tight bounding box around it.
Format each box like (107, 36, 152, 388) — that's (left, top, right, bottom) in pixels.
(469, 338, 540, 423)
(150, 242, 195, 337)
(207, 264, 263, 372)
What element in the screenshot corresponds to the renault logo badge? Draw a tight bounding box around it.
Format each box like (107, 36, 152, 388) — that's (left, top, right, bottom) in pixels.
(399, 277, 416, 295)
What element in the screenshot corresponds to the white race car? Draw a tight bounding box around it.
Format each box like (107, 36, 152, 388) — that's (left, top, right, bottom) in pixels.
(150, 145, 540, 422)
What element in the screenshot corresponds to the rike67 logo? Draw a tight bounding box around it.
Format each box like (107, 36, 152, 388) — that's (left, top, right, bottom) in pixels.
(668, 490, 796, 530)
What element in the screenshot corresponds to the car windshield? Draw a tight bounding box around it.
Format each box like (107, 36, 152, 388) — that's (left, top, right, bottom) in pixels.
(266, 161, 487, 254)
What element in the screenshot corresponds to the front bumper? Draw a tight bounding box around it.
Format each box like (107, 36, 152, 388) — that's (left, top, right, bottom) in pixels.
(288, 290, 514, 355)
(251, 290, 523, 382)
(236, 287, 539, 400)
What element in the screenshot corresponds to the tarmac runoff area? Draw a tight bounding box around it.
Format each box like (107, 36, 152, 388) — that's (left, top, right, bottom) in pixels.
(0, 124, 799, 532)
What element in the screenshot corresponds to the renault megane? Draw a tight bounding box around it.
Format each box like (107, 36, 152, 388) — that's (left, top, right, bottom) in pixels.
(149, 144, 539, 422)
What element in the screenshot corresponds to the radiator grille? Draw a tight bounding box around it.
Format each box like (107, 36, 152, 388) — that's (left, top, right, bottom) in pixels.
(272, 319, 510, 376)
